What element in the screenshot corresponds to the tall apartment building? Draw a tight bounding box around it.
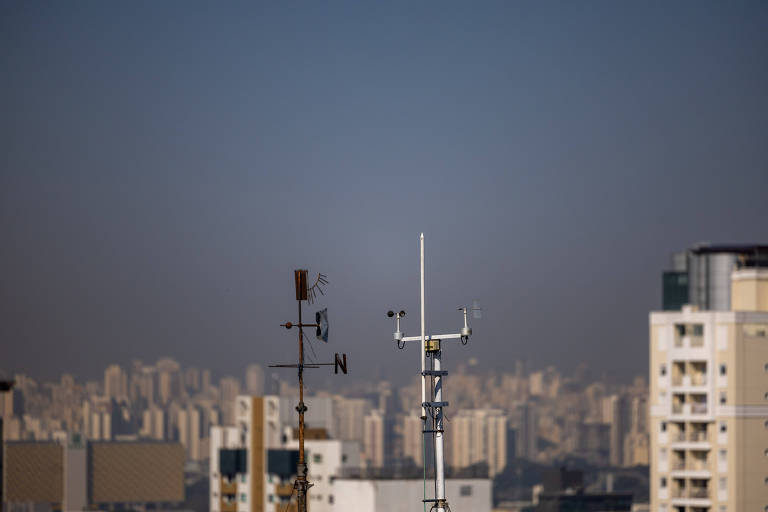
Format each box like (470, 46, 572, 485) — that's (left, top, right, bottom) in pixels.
(210, 395, 282, 512)
(209, 395, 359, 512)
(401, 411, 423, 466)
(362, 409, 384, 467)
(449, 409, 508, 477)
(104, 365, 127, 401)
(650, 254, 768, 512)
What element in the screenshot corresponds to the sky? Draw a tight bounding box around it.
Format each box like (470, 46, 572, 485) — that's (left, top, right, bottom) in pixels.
(1, 1, 767, 386)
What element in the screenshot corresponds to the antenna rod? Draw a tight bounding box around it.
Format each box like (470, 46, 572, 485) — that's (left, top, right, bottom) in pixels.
(420, 233, 426, 419)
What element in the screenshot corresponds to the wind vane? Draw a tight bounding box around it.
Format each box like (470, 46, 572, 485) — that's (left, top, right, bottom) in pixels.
(269, 269, 348, 512)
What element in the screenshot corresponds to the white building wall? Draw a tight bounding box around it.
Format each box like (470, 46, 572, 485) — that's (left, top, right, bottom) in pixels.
(332, 478, 491, 512)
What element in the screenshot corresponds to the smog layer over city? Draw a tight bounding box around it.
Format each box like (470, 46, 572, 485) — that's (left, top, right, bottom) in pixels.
(1, 2, 767, 512)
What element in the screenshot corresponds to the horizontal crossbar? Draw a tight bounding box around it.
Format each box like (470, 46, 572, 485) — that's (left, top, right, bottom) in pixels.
(401, 333, 463, 342)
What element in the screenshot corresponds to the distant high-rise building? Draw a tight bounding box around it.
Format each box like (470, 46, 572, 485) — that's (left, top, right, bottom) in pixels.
(104, 365, 127, 401)
(245, 364, 264, 396)
(219, 377, 241, 426)
(449, 409, 507, 477)
(602, 394, 632, 467)
(650, 254, 768, 511)
(178, 405, 202, 461)
(363, 409, 384, 467)
(156, 358, 181, 405)
(334, 397, 371, 443)
(202, 369, 212, 395)
(401, 412, 423, 466)
(184, 367, 201, 393)
(515, 402, 538, 461)
(140, 407, 165, 440)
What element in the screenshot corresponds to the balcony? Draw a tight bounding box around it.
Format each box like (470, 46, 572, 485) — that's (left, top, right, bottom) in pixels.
(687, 461, 709, 471)
(690, 374, 707, 386)
(671, 375, 707, 387)
(220, 481, 237, 495)
(690, 488, 709, 499)
(689, 431, 708, 442)
(671, 488, 710, 499)
(691, 403, 708, 415)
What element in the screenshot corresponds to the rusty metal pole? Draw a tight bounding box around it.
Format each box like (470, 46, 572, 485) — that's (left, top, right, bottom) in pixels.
(296, 299, 308, 512)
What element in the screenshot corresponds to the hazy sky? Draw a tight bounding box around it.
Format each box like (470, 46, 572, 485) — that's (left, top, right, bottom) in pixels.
(2, 1, 767, 386)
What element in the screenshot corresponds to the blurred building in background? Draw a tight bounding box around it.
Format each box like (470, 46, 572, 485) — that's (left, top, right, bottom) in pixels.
(1, 435, 184, 511)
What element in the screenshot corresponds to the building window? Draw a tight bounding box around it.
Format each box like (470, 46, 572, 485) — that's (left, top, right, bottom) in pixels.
(240, 494, 246, 503)
(764, 448, 768, 457)
(693, 324, 704, 336)
(460, 485, 473, 496)
(329, 495, 334, 504)
(661, 364, 667, 376)
(764, 420, 768, 430)
(764, 363, 768, 373)
(719, 449, 727, 462)
(719, 477, 727, 490)
(720, 422, 727, 433)
(268, 495, 274, 503)
(241, 474, 246, 483)
(720, 364, 727, 375)
(313, 453, 323, 463)
(661, 422, 667, 433)
(660, 477, 667, 488)
(720, 392, 727, 405)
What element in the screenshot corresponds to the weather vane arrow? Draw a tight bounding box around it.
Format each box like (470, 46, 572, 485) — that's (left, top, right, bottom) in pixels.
(268, 269, 348, 512)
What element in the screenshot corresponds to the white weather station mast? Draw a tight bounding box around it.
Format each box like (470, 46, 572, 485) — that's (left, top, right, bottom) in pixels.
(387, 233, 480, 512)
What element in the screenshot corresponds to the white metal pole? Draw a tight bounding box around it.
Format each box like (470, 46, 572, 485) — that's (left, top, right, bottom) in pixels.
(434, 349, 446, 512)
(420, 233, 426, 419)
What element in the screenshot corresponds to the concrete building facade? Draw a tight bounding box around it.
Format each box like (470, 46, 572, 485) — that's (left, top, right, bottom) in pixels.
(650, 265, 768, 512)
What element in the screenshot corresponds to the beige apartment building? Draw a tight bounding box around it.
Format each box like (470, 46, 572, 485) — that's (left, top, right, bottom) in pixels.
(650, 265, 768, 512)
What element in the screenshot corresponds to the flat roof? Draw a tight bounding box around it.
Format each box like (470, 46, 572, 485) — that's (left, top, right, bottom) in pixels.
(690, 244, 768, 255)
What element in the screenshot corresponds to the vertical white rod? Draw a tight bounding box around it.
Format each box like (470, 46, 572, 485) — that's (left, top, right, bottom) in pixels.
(434, 351, 445, 511)
(420, 233, 426, 419)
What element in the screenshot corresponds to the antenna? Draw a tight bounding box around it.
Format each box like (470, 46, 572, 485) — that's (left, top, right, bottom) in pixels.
(269, 270, 348, 512)
(387, 234, 478, 512)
